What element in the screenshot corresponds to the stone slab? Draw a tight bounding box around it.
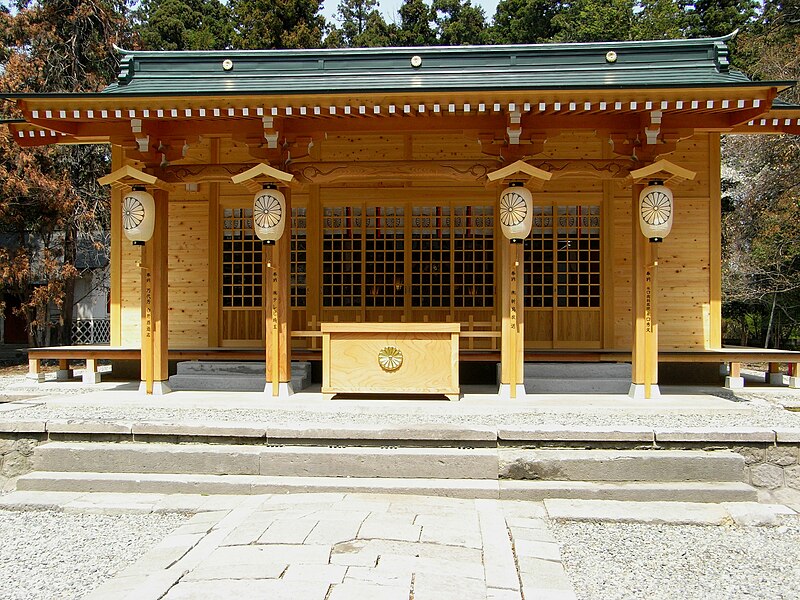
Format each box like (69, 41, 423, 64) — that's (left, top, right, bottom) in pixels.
(544, 498, 732, 525)
(47, 420, 133, 435)
(328, 582, 409, 600)
(33, 442, 264, 475)
(498, 449, 745, 482)
(498, 425, 654, 443)
(654, 427, 776, 443)
(283, 563, 347, 584)
(132, 422, 266, 438)
(0, 420, 46, 433)
(412, 571, 488, 600)
(0, 490, 84, 510)
(265, 424, 497, 442)
(774, 428, 800, 443)
(476, 499, 520, 592)
(721, 502, 782, 526)
(258, 446, 498, 479)
(163, 580, 330, 600)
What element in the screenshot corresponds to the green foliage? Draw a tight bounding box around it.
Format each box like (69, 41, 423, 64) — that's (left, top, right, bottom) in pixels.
(330, 0, 398, 47)
(397, 0, 436, 45)
(229, 0, 325, 49)
(433, 0, 488, 45)
(552, 0, 635, 42)
(685, 0, 759, 38)
(631, 0, 691, 40)
(491, 0, 563, 44)
(135, 0, 232, 50)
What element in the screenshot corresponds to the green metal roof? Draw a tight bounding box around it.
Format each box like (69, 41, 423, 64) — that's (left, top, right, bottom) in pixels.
(89, 34, 783, 98)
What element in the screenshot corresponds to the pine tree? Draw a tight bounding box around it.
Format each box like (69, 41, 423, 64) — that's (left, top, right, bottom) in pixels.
(229, 0, 325, 49)
(135, 0, 232, 50)
(433, 0, 488, 45)
(491, 0, 564, 44)
(397, 0, 436, 46)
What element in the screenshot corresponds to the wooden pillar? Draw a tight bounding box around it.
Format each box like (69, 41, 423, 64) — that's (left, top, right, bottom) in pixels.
(140, 188, 170, 394)
(630, 183, 659, 399)
(264, 187, 292, 397)
(500, 238, 525, 399)
(109, 146, 124, 346)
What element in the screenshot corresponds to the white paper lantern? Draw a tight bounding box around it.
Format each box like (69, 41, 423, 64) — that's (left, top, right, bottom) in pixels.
(253, 184, 286, 244)
(122, 186, 155, 245)
(638, 182, 673, 242)
(499, 183, 533, 243)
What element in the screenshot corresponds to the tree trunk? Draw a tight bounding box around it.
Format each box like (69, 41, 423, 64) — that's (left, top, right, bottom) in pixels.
(764, 293, 777, 349)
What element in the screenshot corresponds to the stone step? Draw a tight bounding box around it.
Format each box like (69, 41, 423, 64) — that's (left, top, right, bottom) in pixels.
(175, 360, 311, 376)
(498, 449, 746, 483)
(16, 472, 500, 499)
(169, 361, 312, 392)
(523, 362, 631, 379)
(15, 472, 757, 502)
(500, 480, 758, 503)
(32, 442, 498, 479)
(524, 378, 629, 394)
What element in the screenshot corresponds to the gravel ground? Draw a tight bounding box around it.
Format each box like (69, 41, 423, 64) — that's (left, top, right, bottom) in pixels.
(0, 509, 187, 600)
(551, 516, 800, 600)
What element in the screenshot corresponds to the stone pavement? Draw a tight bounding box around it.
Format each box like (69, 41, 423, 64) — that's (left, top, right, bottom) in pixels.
(1, 491, 796, 600)
(69, 492, 576, 600)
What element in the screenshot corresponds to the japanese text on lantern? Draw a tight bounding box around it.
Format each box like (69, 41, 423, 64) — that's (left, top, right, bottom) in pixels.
(645, 269, 652, 334)
(144, 271, 153, 339)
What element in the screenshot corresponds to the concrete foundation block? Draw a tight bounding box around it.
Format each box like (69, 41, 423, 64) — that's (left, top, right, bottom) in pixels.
(138, 381, 171, 395)
(628, 383, 661, 399)
(790, 376, 799, 389)
(26, 372, 45, 383)
(769, 372, 785, 386)
(82, 371, 102, 384)
(264, 381, 294, 398)
(725, 376, 745, 389)
(497, 383, 526, 401)
(56, 369, 72, 381)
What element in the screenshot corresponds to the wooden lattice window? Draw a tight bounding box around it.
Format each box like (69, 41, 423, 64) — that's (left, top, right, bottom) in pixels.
(291, 207, 307, 307)
(365, 206, 404, 308)
(524, 206, 554, 308)
(411, 206, 451, 308)
(453, 205, 494, 308)
(222, 208, 262, 308)
(557, 205, 601, 308)
(524, 203, 600, 309)
(322, 206, 363, 307)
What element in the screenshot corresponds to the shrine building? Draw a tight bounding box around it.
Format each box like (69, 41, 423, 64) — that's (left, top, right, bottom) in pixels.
(5, 33, 800, 398)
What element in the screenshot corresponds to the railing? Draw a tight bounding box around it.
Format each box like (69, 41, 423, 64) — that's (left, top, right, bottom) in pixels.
(71, 318, 111, 345)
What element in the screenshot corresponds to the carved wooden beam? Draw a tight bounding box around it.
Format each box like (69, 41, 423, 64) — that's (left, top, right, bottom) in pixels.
(147, 163, 256, 184)
(535, 159, 634, 180)
(289, 160, 500, 184)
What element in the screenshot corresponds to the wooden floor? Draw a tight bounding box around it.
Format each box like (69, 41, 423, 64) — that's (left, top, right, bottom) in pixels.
(26, 344, 800, 365)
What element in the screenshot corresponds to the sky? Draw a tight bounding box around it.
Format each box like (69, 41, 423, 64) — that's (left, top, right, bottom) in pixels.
(321, 0, 501, 26)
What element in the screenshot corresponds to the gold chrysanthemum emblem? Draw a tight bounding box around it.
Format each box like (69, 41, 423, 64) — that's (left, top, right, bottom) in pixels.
(378, 346, 403, 371)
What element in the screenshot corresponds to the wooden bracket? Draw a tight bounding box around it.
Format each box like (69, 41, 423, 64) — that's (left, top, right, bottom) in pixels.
(98, 165, 174, 192)
(486, 159, 553, 190)
(231, 162, 296, 193)
(626, 158, 697, 186)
